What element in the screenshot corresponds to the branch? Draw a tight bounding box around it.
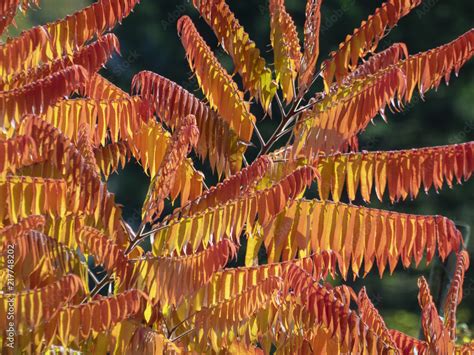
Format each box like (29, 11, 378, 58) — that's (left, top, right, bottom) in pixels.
(252, 120, 267, 148)
(259, 116, 289, 155)
(170, 328, 194, 343)
(297, 64, 325, 101)
(81, 273, 113, 304)
(242, 154, 249, 167)
(259, 103, 300, 156)
(275, 93, 287, 117)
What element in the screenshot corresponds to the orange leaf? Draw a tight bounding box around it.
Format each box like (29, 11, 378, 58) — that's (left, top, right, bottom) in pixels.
(0, 0, 140, 78)
(1, 33, 120, 91)
(177, 16, 255, 141)
(321, 0, 422, 89)
(316, 142, 474, 203)
(443, 250, 470, 339)
(142, 115, 199, 225)
(298, 0, 323, 92)
(133, 71, 246, 176)
(0, 65, 89, 129)
(263, 199, 463, 277)
(192, 0, 277, 111)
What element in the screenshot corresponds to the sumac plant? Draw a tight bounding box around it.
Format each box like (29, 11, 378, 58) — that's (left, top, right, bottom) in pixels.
(0, 0, 473, 353)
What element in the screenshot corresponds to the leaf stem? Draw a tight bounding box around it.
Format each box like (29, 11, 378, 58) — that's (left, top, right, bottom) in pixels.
(252, 120, 267, 148)
(259, 96, 302, 156)
(275, 93, 287, 117)
(81, 273, 113, 304)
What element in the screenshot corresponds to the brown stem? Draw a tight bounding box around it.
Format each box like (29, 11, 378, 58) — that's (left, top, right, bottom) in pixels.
(259, 115, 292, 156)
(259, 100, 301, 156)
(81, 273, 113, 304)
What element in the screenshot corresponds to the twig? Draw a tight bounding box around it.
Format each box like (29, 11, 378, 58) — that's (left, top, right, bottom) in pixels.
(285, 130, 295, 146)
(87, 268, 100, 284)
(298, 66, 325, 100)
(81, 273, 113, 304)
(259, 102, 301, 156)
(168, 311, 198, 338)
(170, 328, 194, 343)
(124, 235, 145, 255)
(275, 126, 295, 140)
(124, 222, 148, 255)
(294, 99, 319, 115)
(292, 78, 298, 103)
(259, 116, 289, 155)
(275, 93, 287, 117)
(242, 154, 249, 167)
(122, 220, 136, 242)
(124, 223, 171, 255)
(280, 114, 297, 133)
(251, 120, 267, 148)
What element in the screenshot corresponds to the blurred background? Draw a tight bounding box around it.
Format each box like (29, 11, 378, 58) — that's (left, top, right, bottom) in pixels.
(4, 0, 473, 340)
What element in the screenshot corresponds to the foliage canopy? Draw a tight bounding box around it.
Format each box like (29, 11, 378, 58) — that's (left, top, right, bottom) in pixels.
(0, 0, 473, 353)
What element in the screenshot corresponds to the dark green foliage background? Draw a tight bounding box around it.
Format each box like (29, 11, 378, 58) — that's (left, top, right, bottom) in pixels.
(5, 0, 473, 338)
